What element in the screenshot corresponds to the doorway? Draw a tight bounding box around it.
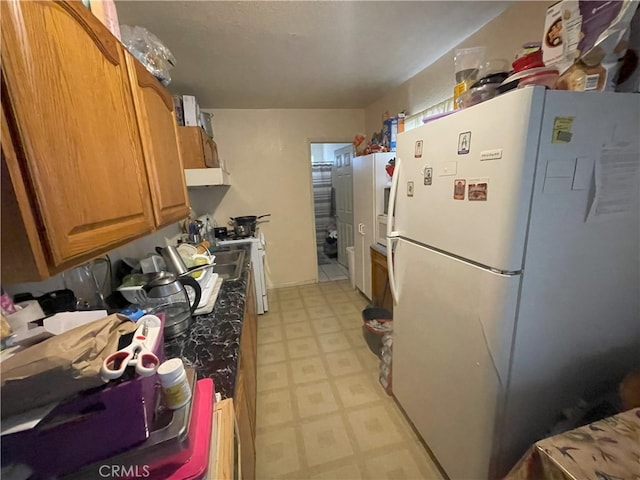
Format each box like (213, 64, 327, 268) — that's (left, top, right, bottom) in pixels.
(310, 142, 351, 282)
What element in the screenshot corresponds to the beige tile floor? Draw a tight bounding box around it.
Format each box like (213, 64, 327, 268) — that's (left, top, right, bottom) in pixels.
(317, 258, 349, 282)
(256, 280, 444, 480)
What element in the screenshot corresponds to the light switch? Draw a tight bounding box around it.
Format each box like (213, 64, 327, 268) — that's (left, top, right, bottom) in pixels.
(572, 157, 593, 191)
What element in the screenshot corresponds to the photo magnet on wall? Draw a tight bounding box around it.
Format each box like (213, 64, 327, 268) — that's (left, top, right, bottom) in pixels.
(468, 179, 488, 201)
(453, 179, 466, 200)
(458, 132, 471, 154)
(424, 167, 433, 185)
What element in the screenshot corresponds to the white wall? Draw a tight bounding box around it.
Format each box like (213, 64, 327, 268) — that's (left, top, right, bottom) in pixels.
(364, 2, 549, 136)
(5, 223, 182, 298)
(200, 109, 364, 288)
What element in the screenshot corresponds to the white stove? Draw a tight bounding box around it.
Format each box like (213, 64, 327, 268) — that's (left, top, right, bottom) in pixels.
(215, 232, 268, 314)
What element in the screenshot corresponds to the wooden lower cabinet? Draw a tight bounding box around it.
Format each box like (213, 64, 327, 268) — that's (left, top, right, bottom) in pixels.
(235, 272, 258, 479)
(210, 399, 237, 480)
(371, 246, 393, 314)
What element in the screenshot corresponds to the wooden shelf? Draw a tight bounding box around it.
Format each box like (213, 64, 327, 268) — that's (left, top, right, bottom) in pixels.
(184, 167, 230, 187)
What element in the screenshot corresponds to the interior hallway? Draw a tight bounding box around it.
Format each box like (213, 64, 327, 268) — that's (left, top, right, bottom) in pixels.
(317, 249, 349, 283)
(256, 280, 444, 479)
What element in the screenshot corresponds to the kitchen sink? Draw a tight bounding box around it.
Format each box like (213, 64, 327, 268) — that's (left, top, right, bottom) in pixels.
(212, 249, 245, 281)
(212, 250, 245, 265)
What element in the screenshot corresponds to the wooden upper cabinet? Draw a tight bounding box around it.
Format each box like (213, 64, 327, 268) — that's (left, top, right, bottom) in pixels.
(125, 53, 190, 228)
(1, 0, 154, 281)
(178, 126, 220, 169)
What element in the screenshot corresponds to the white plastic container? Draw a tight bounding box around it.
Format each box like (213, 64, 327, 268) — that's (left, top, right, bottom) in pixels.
(157, 358, 192, 410)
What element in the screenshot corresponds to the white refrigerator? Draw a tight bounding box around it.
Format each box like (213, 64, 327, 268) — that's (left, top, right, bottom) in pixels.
(353, 152, 395, 299)
(386, 86, 640, 479)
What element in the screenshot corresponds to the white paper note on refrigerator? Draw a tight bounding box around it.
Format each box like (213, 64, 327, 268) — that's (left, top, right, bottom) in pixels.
(588, 148, 640, 220)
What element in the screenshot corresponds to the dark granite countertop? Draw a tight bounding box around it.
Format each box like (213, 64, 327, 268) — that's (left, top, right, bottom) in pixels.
(163, 244, 251, 400)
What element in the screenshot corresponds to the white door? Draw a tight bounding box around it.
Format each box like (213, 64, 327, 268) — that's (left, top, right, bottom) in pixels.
(334, 145, 353, 267)
(391, 238, 521, 480)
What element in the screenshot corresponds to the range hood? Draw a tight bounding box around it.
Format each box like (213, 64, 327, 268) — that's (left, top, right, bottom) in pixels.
(184, 168, 230, 187)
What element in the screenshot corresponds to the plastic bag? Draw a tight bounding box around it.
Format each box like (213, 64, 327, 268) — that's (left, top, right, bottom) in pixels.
(120, 25, 176, 86)
(0, 314, 137, 418)
(544, 0, 637, 92)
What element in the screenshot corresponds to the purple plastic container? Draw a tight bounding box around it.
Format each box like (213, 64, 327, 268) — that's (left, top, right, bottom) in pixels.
(422, 110, 457, 124)
(1, 315, 166, 478)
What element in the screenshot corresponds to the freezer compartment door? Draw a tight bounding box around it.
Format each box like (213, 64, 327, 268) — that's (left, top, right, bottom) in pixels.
(394, 87, 546, 272)
(392, 239, 521, 480)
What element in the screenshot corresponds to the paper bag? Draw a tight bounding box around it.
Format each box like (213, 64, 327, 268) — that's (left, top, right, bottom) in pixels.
(0, 314, 137, 418)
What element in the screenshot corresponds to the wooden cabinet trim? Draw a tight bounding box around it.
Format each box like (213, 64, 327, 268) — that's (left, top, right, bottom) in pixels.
(232, 273, 258, 480)
(52, 1, 120, 66)
(1, 106, 50, 281)
(133, 60, 173, 111)
(212, 399, 236, 480)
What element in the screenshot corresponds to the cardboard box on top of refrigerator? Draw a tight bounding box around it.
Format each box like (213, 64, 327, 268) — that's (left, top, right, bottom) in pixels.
(542, 0, 637, 92)
(382, 114, 405, 151)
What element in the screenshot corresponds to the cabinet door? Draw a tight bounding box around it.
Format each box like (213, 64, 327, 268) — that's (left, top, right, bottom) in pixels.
(178, 126, 206, 169)
(203, 135, 220, 168)
(243, 272, 258, 431)
(1, 0, 154, 270)
(125, 54, 190, 228)
(352, 154, 374, 299)
(234, 368, 256, 480)
(371, 247, 393, 314)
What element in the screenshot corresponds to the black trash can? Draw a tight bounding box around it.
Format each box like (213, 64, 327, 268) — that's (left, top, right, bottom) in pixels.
(361, 307, 392, 358)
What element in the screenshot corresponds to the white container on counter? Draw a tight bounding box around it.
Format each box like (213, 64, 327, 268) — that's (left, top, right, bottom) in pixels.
(157, 358, 192, 410)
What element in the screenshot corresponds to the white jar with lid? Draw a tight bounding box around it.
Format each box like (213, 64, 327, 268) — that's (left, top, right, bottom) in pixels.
(157, 358, 192, 409)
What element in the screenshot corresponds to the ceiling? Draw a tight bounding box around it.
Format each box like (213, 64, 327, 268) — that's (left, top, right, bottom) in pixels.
(116, 1, 511, 109)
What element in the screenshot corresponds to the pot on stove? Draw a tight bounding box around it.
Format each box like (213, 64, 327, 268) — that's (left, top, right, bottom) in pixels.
(229, 214, 271, 237)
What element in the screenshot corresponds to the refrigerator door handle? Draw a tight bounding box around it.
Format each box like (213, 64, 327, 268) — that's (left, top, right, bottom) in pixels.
(386, 156, 401, 304)
(387, 236, 399, 304)
(387, 157, 401, 239)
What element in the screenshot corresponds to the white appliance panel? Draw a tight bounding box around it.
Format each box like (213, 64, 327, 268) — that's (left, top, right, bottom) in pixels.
(353, 152, 394, 299)
(496, 91, 640, 475)
(390, 89, 640, 479)
(392, 239, 521, 480)
(393, 87, 546, 272)
(352, 154, 372, 297)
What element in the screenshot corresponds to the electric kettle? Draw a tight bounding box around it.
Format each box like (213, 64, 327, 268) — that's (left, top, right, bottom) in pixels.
(143, 272, 201, 339)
